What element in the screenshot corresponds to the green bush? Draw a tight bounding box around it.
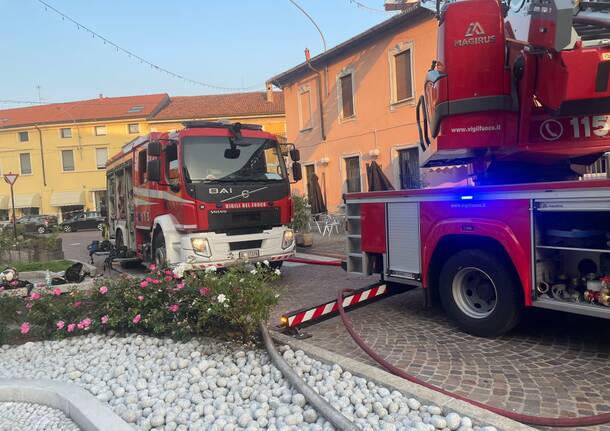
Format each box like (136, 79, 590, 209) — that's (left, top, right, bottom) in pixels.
(0, 263, 281, 344)
(291, 193, 310, 233)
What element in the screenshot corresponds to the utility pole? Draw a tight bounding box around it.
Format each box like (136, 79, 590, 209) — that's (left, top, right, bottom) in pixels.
(3, 172, 19, 240)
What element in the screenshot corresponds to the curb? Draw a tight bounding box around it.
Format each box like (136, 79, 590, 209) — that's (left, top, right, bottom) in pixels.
(270, 331, 536, 431)
(0, 378, 132, 431)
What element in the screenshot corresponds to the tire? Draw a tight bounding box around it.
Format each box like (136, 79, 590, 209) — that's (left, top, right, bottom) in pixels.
(97, 223, 104, 231)
(438, 248, 523, 337)
(153, 232, 167, 268)
(37, 226, 46, 234)
(63, 225, 73, 233)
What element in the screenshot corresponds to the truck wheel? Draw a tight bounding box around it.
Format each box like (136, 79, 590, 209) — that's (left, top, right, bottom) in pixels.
(439, 249, 522, 337)
(153, 233, 167, 268)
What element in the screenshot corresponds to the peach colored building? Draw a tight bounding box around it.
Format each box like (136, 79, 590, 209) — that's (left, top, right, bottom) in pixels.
(268, 9, 467, 211)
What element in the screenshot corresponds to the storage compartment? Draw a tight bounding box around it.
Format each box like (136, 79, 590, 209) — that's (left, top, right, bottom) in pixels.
(532, 202, 610, 317)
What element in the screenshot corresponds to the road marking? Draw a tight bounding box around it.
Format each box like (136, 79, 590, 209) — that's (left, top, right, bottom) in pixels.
(69, 243, 81, 246)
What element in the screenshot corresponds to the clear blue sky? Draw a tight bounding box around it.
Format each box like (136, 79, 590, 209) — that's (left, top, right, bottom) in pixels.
(1, 1, 393, 107)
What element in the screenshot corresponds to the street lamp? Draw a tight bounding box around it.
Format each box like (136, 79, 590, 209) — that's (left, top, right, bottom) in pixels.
(3, 172, 19, 240)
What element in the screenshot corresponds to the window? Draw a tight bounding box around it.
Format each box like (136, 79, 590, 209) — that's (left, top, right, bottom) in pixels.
(166, 142, 179, 185)
(392, 45, 414, 103)
(19, 153, 32, 175)
(397, 147, 420, 189)
(61, 150, 75, 172)
(18, 131, 29, 142)
(128, 123, 140, 134)
(60, 128, 72, 138)
(298, 88, 312, 131)
(138, 149, 147, 184)
(344, 156, 361, 193)
(94, 125, 107, 136)
(96, 148, 108, 169)
(339, 73, 355, 119)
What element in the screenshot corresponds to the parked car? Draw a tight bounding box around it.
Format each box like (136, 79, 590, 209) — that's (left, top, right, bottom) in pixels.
(15, 215, 58, 234)
(0, 220, 10, 232)
(60, 212, 106, 232)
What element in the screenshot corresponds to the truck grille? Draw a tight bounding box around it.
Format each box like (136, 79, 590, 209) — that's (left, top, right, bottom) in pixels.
(229, 240, 263, 251)
(208, 208, 280, 234)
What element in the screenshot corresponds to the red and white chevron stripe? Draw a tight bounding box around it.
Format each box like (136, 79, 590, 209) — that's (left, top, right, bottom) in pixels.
(283, 284, 387, 328)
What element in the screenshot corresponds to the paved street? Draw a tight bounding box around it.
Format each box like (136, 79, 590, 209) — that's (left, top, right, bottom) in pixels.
(61, 232, 610, 430)
(274, 262, 610, 431)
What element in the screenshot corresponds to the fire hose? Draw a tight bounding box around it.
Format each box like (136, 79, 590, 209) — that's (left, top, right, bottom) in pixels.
(336, 288, 610, 428)
(286, 257, 342, 266)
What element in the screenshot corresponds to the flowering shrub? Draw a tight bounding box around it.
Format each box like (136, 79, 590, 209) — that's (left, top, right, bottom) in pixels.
(0, 263, 281, 344)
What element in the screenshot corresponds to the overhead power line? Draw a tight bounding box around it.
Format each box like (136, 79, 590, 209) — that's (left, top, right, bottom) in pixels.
(346, 0, 388, 13)
(34, 0, 263, 92)
(287, 0, 327, 52)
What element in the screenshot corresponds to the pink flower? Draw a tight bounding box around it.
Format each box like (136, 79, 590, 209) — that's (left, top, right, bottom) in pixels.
(164, 276, 173, 282)
(168, 304, 179, 313)
(199, 287, 210, 296)
(140, 281, 148, 288)
(67, 323, 75, 333)
(9, 280, 18, 286)
(152, 279, 160, 285)
(132, 314, 141, 324)
(56, 321, 65, 330)
(25, 302, 33, 310)
(137, 295, 144, 302)
(164, 269, 173, 275)
(101, 315, 109, 324)
(52, 288, 62, 296)
(73, 301, 81, 308)
(30, 292, 41, 300)
(146, 277, 153, 283)
(99, 286, 108, 295)
(81, 318, 92, 328)
(20, 322, 30, 334)
(77, 322, 84, 330)
(148, 264, 157, 271)
(175, 282, 185, 291)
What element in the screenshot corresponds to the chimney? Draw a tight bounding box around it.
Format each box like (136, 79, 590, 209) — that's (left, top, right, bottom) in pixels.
(266, 83, 274, 103)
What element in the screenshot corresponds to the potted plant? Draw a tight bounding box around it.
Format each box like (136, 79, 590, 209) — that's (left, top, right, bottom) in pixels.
(291, 194, 313, 247)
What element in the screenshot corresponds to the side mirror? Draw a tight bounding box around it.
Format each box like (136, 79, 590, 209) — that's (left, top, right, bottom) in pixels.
(290, 149, 301, 162)
(224, 148, 241, 159)
(147, 159, 161, 182)
(148, 141, 162, 157)
(292, 162, 303, 182)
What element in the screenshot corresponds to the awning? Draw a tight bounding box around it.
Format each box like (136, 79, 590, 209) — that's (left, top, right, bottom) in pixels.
(0, 195, 8, 210)
(50, 191, 85, 207)
(13, 193, 41, 209)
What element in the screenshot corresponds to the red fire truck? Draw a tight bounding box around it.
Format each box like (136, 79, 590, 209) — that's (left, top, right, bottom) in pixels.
(345, 0, 610, 336)
(106, 121, 301, 269)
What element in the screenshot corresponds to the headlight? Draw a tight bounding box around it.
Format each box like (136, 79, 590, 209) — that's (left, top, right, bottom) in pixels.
(282, 229, 295, 249)
(191, 238, 211, 257)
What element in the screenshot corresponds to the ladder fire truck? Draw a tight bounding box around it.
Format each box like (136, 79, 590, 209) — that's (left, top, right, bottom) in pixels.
(342, 0, 610, 336)
(106, 122, 301, 269)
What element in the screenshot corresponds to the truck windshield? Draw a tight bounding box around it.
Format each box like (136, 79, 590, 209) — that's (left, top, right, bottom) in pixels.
(182, 136, 287, 182)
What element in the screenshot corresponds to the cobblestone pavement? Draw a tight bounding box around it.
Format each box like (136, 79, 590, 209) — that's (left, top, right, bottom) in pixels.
(297, 233, 346, 258)
(274, 262, 610, 431)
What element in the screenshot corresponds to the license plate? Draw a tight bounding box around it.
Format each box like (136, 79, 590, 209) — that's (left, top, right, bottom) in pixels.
(239, 250, 259, 260)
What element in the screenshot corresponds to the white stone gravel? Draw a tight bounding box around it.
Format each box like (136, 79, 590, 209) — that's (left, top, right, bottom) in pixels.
(0, 401, 81, 431)
(0, 335, 497, 431)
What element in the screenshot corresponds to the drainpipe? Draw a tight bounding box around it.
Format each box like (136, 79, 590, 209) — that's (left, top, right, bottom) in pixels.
(305, 48, 326, 142)
(34, 125, 47, 186)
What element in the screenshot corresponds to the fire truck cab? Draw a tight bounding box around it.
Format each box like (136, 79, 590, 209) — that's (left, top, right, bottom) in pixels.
(106, 121, 300, 269)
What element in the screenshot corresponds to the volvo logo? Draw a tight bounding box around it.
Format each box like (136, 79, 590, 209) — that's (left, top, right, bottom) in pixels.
(241, 190, 250, 198)
(539, 119, 564, 141)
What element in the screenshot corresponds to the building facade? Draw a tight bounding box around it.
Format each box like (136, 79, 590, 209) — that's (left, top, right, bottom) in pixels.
(0, 91, 285, 221)
(268, 9, 470, 211)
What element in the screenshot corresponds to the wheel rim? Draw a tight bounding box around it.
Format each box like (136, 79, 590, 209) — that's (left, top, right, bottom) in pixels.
(97, 223, 104, 231)
(64, 225, 71, 232)
(38, 227, 45, 234)
(452, 267, 497, 319)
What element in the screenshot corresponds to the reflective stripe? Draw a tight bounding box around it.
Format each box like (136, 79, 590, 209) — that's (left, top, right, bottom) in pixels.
(133, 187, 192, 204)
